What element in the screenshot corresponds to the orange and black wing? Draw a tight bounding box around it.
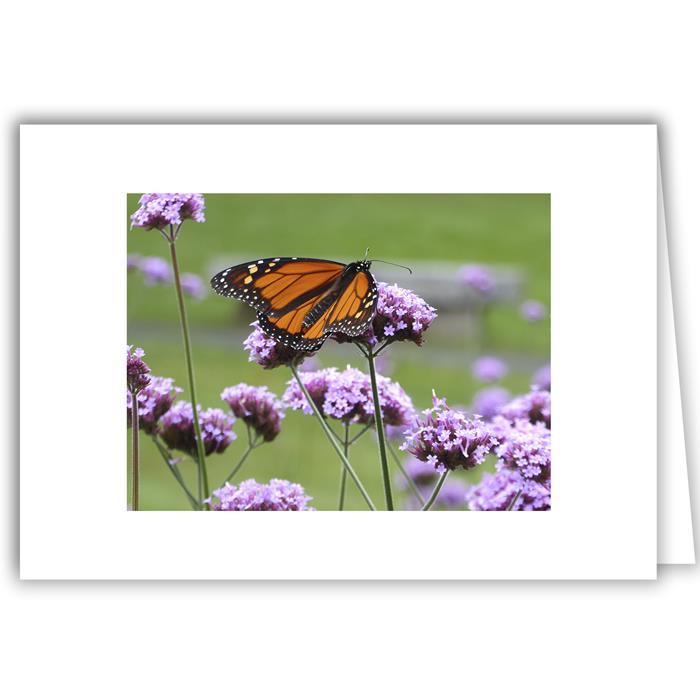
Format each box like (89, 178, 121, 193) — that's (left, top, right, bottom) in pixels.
(257, 264, 378, 351)
(211, 257, 346, 317)
(321, 268, 378, 336)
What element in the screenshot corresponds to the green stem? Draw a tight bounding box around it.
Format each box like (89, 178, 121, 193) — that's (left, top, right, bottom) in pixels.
(348, 424, 371, 447)
(222, 442, 256, 486)
(151, 436, 200, 510)
(290, 363, 376, 511)
(421, 470, 449, 511)
(131, 392, 140, 510)
(167, 238, 209, 502)
(387, 442, 426, 508)
(338, 423, 349, 510)
(366, 347, 393, 510)
(506, 489, 522, 511)
(373, 340, 391, 356)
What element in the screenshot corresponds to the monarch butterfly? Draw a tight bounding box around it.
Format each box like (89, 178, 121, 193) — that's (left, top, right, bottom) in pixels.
(211, 257, 379, 351)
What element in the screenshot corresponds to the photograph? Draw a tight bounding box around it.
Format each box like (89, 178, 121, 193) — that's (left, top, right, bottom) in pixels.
(127, 192, 550, 511)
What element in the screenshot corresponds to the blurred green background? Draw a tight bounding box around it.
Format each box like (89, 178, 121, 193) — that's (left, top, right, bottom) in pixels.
(127, 193, 550, 510)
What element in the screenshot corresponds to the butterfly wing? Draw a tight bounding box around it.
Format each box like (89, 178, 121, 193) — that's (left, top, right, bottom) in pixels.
(212, 258, 378, 352)
(255, 295, 332, 351)
(267, 265, 378, 350)
(211, 257, 346, 316)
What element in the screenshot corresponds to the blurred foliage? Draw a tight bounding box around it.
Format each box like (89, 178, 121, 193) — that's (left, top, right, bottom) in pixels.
(127, 193, 550, 510)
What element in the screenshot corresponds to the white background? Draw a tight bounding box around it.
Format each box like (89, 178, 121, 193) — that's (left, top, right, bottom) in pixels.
(20, 124, 657, 581)
(3, 1, 698, 698)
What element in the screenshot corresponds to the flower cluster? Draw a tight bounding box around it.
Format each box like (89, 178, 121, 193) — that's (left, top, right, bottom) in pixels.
(401, 394, 498, 472)
(471, 386, 511, 421)
(130, 193, 206, 231)
(465, 470, 550, 511)
(221, 383, 285, 442)
(466, 387, 552, 511)
(243, 321, 316, 369)
(160, 401, 236, 457)
(282, 367, 338, 415)
(499, 390, 551, 429)
(206, 478, 314, 511)
(495, 419, 551, 482)
(283, 366, 416, 428)
(127, 375, 182, 434)
(336, 282, 437, 347)
(372, 282, 437, 346)
(472, 356, 508, 382)
(521, 299, 546, 322)
(127, 346, 150, 395)
(458, 264, 496, 299)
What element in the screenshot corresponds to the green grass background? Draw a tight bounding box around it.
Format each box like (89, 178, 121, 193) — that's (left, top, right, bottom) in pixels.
(127, 193, 550, 510)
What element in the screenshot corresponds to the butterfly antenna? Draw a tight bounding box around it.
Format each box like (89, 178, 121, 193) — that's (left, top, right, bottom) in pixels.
(370, 259, 413, 274)
(364, 247, 370, 261)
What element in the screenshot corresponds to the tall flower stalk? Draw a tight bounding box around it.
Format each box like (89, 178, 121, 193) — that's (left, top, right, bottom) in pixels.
(340, 282, 437, 510)
(167, 233, 209, 501)
(338, 423, 350, 510)
(131, 392, 140, 509)
(289, 363, 376, 510)
(130, 194, 209, 504)
(364, 344, 393, 510)
(127, 346, 151, 511)
(421, 470, 449, 511)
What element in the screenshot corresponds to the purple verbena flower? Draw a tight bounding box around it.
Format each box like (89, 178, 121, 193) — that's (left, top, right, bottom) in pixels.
(282, 367, 339, 416)
(127, 375, 183, 434)
(180, 273, 206, 300)
(336, 282, 437, 347)
(283, 365, 416, 428)
(495, 419, 551, 482)
(401, 393, 498, 472)
(458, 265, 496, 299)
(206, 478, 314, 511)
(323, 366, 415, 427)
(130, 193, 206, 231)
(471, 386, 512, 421)
(465, 470, 550, 511)
(127, 345, 151, 395)
(521, 299, 547, 322)
(243, 321, 316, 370)
(499, 390, 551, 429)
(532, 364, 551, 391)
(472, 356, 508, 382)
(220, 383, 285, 442)
(160, 401, 236, 457)
(140, 256, 172, 285)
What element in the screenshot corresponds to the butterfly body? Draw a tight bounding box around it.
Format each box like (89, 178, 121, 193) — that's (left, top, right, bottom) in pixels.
(211, 257, 378, 351)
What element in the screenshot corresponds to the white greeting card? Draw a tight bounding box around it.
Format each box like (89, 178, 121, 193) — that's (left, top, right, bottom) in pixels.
(20, 124, 667, 579)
